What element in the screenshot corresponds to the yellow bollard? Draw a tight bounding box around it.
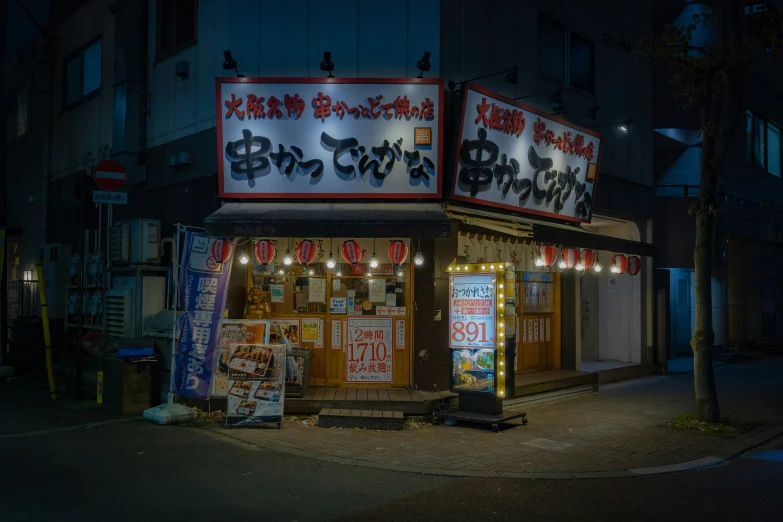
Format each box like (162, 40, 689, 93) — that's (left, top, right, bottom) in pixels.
(96, 370, 104, 405)
(35, 263, 57, 400)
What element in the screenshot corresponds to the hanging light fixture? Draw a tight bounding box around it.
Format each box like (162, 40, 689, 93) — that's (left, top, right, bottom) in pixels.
(397, 265, 405, 277)
(255, 239, 275, 266)
(413, 238, 424, 266)
(370, 238, 379, 269)
(295, 239, 317, 265)
(239, 247, 249, 265)
(283, 238, 293, 266)
(327, 239, 336, 268)
(538, 245, 558, 267)
(610, 254, 628, 274)
(341, 239, 363, 265)
(627, 256, 642, 276)
(535, 247, 544, 267)
(593, 255, 603, 272)
(561, 248, 580, 269)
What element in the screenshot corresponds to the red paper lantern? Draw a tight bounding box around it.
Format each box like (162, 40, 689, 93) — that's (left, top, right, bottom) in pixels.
(611, 254, 628, 274)
(254, 240, 275, 265)
(211, 239, 232, 263)
(341, 240, 363, 265)
(562, 248, 580, 269)
(539, 245, 558, 267)
(387, 240, 409, 265)
(296, 239, 317, 265)
(581, 250, 595, 270)
(627, 256, 642, 276)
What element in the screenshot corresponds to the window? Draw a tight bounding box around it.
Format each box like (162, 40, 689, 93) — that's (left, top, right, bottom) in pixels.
(747, 109, 782, 177)
(156, 0, 197, 61)
(63, 39, 102, 108)
(6, 84, 28, 143)
(538, 15, 596, 96)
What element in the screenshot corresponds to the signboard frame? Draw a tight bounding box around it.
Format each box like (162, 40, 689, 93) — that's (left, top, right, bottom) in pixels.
(216, 77, 444, 200)
(451, 83, 603, 224)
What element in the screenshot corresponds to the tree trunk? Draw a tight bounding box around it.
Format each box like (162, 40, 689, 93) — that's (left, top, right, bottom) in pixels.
(692, 126, 720, 423)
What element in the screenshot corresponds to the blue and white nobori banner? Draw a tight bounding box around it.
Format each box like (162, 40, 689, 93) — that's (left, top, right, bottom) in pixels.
(174, 233, 234, 399)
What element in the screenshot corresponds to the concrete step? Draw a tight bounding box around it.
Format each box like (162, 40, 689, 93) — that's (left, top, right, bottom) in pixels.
(504, 384, 595, 409)
(318, 408, 404, 430)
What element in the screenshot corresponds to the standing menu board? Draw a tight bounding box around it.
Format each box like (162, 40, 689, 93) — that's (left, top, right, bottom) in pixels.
(225, 344, 286, 428)
(449, 272, 498, 394)
(213, 320, 269, 397)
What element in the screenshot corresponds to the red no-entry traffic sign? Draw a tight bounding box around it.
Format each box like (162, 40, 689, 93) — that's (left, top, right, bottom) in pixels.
(93, 160, 127, 191)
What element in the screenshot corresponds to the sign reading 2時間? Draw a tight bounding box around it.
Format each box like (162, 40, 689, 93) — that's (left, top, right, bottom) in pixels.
(216, 78, 443, 199)
(449, 273, 496, 350)
(452, 84, 603, 223)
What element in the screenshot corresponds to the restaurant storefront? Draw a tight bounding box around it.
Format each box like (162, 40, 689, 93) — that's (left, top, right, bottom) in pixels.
(176, 76, 655, 408)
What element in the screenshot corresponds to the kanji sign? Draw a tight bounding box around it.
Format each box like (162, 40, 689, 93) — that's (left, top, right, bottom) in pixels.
(216, 78, 443, 199)
(449, 273, 496, 350)
(93, 160, 127, 191)
(92, 191, 127, 205)
(452, 84, 603, 223)
(376, 306, 406, 316)
(346, 317, 393, 383)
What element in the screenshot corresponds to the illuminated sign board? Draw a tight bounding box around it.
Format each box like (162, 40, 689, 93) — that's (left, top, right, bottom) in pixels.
(216, 78, 443, 199)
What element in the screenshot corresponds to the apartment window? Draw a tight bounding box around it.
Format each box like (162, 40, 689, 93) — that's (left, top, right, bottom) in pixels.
(6, 84, 28, 143)
(747, 109, 782, 177)
(64, 38, 102, 108)
(157, 0, 197, 61)
(538, 15, 596, 96)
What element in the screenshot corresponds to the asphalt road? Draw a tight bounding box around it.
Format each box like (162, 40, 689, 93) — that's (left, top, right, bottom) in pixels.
(1, 415, 781, 522)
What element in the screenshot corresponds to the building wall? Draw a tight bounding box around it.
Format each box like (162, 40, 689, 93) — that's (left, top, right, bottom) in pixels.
(440, 0, 654, 192)
(49, 0, 116, 180)
(146, 0, 441, 150)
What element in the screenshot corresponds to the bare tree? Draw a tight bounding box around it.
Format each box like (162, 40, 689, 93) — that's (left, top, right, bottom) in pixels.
(644, 0, 780, 422)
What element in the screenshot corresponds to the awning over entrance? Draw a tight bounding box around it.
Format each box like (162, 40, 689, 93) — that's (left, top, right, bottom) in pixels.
(205, 202, 452, 239)
(445, 204, 658, 258)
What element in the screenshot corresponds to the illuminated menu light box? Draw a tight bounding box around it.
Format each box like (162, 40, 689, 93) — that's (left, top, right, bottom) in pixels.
(447, 263, 506, 397)
(216, 78, 444, 199)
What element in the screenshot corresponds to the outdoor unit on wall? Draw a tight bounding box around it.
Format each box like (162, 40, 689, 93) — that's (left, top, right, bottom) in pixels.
(104, 288, 133, 338)
(109, 219, 161, 265)
(41, 243, 72, 319)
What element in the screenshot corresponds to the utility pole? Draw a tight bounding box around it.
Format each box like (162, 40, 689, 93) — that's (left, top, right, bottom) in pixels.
(1, 0, 9, 368)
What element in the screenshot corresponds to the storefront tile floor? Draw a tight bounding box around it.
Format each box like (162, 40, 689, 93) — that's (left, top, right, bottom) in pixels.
(200, 355, 783, 477)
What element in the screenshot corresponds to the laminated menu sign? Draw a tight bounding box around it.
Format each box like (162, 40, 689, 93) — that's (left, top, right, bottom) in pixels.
(331, 319, 342, 350)
(346, 317, 393, 382)
(449, 273, 496, 350)
(213, 320, 269, 397)
(545, 318, 551, 341)
(302, 318, 322, 345)
(226, 344, 285, 427)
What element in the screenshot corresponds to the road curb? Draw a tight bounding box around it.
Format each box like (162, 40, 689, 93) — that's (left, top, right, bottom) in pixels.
(714, 424, 783, 460)
(0, 417, 135, 439)
(193, 423, 777, 480)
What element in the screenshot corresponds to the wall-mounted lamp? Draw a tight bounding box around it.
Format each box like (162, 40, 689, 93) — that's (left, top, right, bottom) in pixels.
(175, 60, 189, 81)
(320, 52, 335, 78)
(588, 118, 633, 133)
(23, 270, 33, 281)
(222, 50, 244, 77)
(416, 51, 431, 78)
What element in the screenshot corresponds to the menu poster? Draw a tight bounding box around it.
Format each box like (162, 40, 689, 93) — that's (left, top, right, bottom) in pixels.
(527, 319, 533, 343)
(533, 319, 540, 342)
(449, 273, 496, 350)
(521, 319, 526, 344)
(270, 285, 284, 303)
(302, 318, 322, 346)
(226, 344, 285, 428)
(308, 278, 326, 303)
(395, 319, 405, 351)
(213, 320, 269, 397)
(346, 317, 393, 382)
(546, 318, 551, 342)
(539, 319, 545, 343)
(368, 279, 386, 303)
(269, 319, 300, 347)
(541, 283, 551, 307)
(331, 319, 342, 350)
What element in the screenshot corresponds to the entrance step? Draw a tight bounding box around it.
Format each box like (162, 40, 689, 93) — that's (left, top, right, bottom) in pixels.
(504, 384, 595, 409)
(318, 408, 404, 430)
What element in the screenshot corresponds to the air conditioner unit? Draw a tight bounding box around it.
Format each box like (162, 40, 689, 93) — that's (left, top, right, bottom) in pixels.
(109, 219, 161, 265)
(41, 243, 72, 319)
(104, 288, 133, 338)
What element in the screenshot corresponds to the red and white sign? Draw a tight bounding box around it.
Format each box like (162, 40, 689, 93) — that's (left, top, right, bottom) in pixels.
(93, 160, 127, 192)
(452, 84, 603, 223)
(449, 273, 496, 350)
(216, 78, 443, 199)
(346, 317, 393, 383)
(376, 306, 406, 316)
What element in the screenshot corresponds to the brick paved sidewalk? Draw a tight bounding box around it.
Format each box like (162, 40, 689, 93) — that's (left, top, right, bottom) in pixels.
(198, 355, 783, 477)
